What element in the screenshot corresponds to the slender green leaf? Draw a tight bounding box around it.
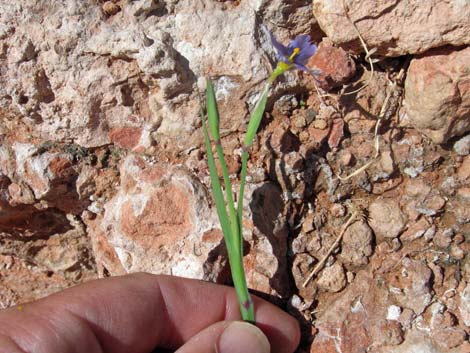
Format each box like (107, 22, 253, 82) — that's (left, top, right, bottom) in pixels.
(206, 79, 240, 252)
(200, 108, 233, 251)
(243, 83, 270, 147)
(206, 79, 220, 141)
(199, 85, 255, 323)
(237, 150, 249, 252)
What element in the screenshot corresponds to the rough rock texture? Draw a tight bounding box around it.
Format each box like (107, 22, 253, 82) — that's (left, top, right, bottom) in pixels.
(312, 0, 470, 56)
(87, 154, 218, 278)
(404, 46, 470, 144)
(454, 134, 470, 156)
(310, 241, 468, 353)
(86, 154, 291, 297)
(369, 198, 407, 240)
(307, 39, 356, 90)
(339, 220, 374, 268)
(0, 0, 302, 155)
(317, 261, 347, 293)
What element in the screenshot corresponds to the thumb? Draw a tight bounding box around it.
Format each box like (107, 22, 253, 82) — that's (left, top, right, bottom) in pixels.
(175, 321, 271, 353)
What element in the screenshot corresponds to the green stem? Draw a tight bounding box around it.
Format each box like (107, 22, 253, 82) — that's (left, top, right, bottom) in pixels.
(214, 143, 240, 251)
(237, 149, 249, 252)
(228, 249, 255, 322)
(200, 110, 233, 251)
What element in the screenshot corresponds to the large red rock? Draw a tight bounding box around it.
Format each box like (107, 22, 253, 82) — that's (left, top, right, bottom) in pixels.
(404, 46, 470, 144)
(88, 154, 219, 279)
(313, 0, 470, 56)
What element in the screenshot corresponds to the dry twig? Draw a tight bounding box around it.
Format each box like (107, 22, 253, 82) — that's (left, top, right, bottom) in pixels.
(341, 0, 379, 96)
(302, 206, 363, 287)
(336, 63, 408, 181)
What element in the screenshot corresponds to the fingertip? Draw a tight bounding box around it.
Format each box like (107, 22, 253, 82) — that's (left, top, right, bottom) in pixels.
(218, 322, 270, 353)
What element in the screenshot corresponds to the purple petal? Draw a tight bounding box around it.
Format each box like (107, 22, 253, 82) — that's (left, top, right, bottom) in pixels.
(294, 63, 311, 73)
(295, 43, 317, 65)
(294, 63, 322, 77)
(288, 35, 312, 51)
(269, 32, 290, 62)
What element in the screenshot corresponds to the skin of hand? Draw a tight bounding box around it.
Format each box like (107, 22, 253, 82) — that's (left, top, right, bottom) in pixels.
(0, 273, 300, 353)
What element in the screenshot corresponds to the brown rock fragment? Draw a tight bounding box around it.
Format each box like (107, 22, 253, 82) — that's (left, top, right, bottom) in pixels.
(312, 0, 470, 56)
(317, 261, 347, 293)
(339, 220, 374, 268)
(400, 217, 431, 242)
(102, 1, 121, 16)
(405, 46, 470, 144)
(368, 198, 406, 240)
(432, 328, 468, 351)
(308, 40, 356, 90)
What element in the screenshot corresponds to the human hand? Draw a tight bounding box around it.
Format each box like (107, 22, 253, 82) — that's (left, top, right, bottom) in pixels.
(0, 273, 300, 353)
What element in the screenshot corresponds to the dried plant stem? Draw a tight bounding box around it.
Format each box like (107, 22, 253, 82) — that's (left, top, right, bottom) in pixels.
(302, 210, 358, 287)
(341, 0, 378, 96)
(336, 65, 407, 181)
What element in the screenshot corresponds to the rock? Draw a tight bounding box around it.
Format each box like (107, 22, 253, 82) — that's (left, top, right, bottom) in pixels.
(317, 261, 347, 293)
(416, 194, 446, 216)
(0, 219, 97, 306)
(330, 203, 346, 218)
(432, 328, 468, 351)
(458, 282, 470, 327)
(312, 0, 470, 56)
(398, 308, 416, 331)
(377, 150, 396, 177)
(404, 46, 470, 144)
(454, 134, 470, 156)
(434, 228, 454, 248)
(307, 40, 356, 90)
(262, 0, 318, 37)
(339, 220, 374, 268)
(88, 156, 290, 297)
(88, 154, 219, 279)
(311, 269, 403, 353)
(243, 182, 290, 298)
(0, 254, 94, 307)
(400, 217, 431, 243)
(457, 186, 470, 201)
(292, 253, 317, 300)
(368, 198, 407, 240)
(0, 142, 85, 214)
(0, 0, 287, 155)
(457, 156, 470, 181)
(102, 1, 121, 16)
(311, 119, 328, 130)
(327, 118, 344, 149)
(338, 151, 354, 167)
(387, 305, 402, 321)
(388, 258, 433, 316)
(379, 330, 446, 353)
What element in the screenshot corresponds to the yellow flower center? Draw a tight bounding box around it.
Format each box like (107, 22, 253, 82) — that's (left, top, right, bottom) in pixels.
(288, 47, 301, 62)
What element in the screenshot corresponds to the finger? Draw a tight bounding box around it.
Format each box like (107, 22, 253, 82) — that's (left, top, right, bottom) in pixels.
(0, 273, 300, 353)
(175, 321, 270, 353)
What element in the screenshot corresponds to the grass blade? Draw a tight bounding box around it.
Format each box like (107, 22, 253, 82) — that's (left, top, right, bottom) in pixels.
(243, 83, 270, 147)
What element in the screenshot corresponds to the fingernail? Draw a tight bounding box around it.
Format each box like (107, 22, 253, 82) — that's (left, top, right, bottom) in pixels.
(218, 321, 270, 353)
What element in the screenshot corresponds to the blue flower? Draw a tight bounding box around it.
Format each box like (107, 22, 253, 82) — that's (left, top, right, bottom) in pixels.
(270, 33, 317, 73)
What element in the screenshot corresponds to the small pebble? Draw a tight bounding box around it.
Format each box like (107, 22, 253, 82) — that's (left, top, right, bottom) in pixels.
(454, 134, 470, 156)
(330, 203, 346, 217)
(423, 225, 436, 241)
(450, 245, 465, 260)
(387, 305, 402, 321)
(312, 119, 328, 130)
(339, 151, 354, 167)
(453, 233, 464, 245)
(102, 1, 121, 16)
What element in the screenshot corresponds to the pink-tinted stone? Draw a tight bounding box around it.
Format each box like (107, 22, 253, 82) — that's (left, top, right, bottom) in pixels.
(308, 40, 356, 90)
(108, 126, 142, 150)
